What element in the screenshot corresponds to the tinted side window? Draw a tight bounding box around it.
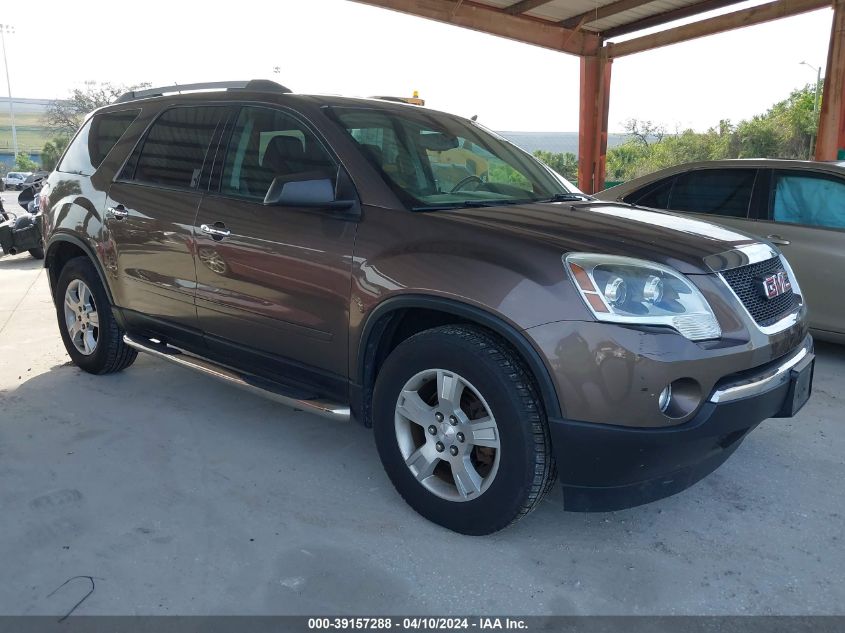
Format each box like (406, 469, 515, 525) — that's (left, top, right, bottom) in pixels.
(131, 106, 224, 190)
(220, 106, 336, 200)
(668, 169, 755, 217)
(625, 177, 673, 209)
(58, 109, 140, 176)
(772, 171, 845, 229)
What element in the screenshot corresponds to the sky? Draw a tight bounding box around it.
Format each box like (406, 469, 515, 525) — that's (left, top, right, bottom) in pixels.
(0, 0, 834, 132)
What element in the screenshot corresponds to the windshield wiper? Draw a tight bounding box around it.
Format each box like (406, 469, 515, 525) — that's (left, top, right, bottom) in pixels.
(412, 199, 523, 212)
(538, 192, 595, 203)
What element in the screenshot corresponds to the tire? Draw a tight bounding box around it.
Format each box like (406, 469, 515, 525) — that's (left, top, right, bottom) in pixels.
(372, 325, 556, 535)
(29, 246, 44, 259)
(55, 256, 137, 374)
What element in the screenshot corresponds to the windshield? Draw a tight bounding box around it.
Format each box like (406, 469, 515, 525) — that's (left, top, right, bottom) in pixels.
(332, 106, 581, 210)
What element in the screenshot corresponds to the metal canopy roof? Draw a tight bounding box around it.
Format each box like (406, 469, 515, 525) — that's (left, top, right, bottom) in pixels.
(469, 0, 743, 36)
(349, 0, 831, 57)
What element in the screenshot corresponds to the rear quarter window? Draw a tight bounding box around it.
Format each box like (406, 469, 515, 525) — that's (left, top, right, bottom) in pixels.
(58, 109, 141, 176)
(125, 106, 224, 190)
(624, 177, 673, 209)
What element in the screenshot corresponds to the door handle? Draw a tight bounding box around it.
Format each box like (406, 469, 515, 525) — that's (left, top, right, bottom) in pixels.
(766, 234, 791, 246)
(200, 223, 231, 240)
(107, 205, 129, 220)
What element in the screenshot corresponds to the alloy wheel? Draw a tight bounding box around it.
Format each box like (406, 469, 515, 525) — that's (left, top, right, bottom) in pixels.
(63, 279, 99, 356)
(394, 368, 501, 502)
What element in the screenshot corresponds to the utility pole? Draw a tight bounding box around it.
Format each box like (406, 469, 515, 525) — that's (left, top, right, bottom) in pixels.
(0, 24, 18, 162)
(800, 61, 822, 160)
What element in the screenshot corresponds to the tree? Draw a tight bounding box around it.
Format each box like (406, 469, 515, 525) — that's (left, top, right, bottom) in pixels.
(735, 115, 782, 158)
(602, 82, 823, 183)
(733, 84, 818, 159)
(623, 118, 665, 147)
(532, 150, 578, 182)
(41, 137, 70, 171)
(606, 142, 651, 181)
(15, 153, 38, 171)
(44, 81, 150, 137)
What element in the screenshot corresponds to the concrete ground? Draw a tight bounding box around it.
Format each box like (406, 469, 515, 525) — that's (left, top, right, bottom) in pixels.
(1, 189, 844, 616)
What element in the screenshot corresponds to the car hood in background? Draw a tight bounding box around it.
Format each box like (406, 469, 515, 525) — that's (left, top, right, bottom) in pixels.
(437, 201, 765, 275)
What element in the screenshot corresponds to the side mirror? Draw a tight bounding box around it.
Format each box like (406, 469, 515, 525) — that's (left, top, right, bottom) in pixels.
(18, 185, 36, 211)
(263, 173, 355, 210)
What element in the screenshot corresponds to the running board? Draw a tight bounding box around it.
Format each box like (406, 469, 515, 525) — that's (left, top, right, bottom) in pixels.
(122, 335, 351, 422)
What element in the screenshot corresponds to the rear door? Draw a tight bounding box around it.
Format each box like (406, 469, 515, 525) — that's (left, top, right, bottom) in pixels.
(104, 105, 226, 343)
(757, 169, 845, 335)
(193, 104, 357, 395)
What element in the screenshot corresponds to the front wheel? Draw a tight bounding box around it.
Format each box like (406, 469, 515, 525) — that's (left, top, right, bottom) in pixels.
(373, 325, 556, 534)
(55, 257, 137, 374)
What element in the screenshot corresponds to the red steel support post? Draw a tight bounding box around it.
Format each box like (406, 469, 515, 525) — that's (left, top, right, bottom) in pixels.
(816, 0, 845, 160)
(578, 49, 612, 193)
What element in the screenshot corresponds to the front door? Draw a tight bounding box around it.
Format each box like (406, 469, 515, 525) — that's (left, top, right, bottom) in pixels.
(193, 105, 357, 393)
(104, 105, 226, 340)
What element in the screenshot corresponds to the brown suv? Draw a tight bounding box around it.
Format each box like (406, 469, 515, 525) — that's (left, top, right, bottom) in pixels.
(39, 80, 814, 534)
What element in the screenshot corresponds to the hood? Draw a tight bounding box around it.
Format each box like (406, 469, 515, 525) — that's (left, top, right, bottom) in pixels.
(436, 201, 766, 274)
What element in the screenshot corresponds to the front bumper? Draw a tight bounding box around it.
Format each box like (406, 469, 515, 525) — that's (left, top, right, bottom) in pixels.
(551, 335, 814, 512)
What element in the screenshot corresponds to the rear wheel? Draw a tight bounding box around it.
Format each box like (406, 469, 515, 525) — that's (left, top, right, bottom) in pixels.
(55, 257, 137, 374)
(373, 325, 556, 534)
(29, 246, 44, 259)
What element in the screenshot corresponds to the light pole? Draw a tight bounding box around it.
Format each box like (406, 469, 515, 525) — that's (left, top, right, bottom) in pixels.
(0, 24, 18, 162)
(800, 61, 822, 160)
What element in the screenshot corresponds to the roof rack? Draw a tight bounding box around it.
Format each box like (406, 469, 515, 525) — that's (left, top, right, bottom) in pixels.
(114, 79, 292, 103)
(369, 93, 425, 106)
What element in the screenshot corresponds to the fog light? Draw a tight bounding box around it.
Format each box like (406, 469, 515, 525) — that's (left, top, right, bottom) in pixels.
(659, 378, 703, 419)
(659, 385, 672, 412)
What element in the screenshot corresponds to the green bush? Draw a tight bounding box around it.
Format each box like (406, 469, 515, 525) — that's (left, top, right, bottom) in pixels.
(14, 153, 38, 171)
(532, 150, 578, 182)
(605, 83, 821, 183)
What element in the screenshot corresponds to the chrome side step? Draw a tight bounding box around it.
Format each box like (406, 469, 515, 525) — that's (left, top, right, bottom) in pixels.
(123, 335, 351, 422)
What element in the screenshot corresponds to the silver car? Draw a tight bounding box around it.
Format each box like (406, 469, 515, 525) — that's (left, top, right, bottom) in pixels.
(597, 159, 845, 343)
(3, 171, 31, 190)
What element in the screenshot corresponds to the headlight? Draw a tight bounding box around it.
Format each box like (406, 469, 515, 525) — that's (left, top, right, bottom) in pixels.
(564, 253, 721, 341)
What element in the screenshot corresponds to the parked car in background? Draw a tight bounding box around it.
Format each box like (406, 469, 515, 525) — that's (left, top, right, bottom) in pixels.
(597, 159, 845, 343)
(3, 171, 32, 190)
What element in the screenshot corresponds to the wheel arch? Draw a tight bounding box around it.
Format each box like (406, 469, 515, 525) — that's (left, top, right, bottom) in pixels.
(354, 295, 563, 425)
(45, 235, 114, 305)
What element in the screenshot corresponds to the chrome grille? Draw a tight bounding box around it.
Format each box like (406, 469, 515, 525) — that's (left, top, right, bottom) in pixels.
(722, 257, 799, 327)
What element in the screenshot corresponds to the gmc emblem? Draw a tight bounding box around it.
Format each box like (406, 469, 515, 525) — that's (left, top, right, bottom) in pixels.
(759, 271, 792, 300)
